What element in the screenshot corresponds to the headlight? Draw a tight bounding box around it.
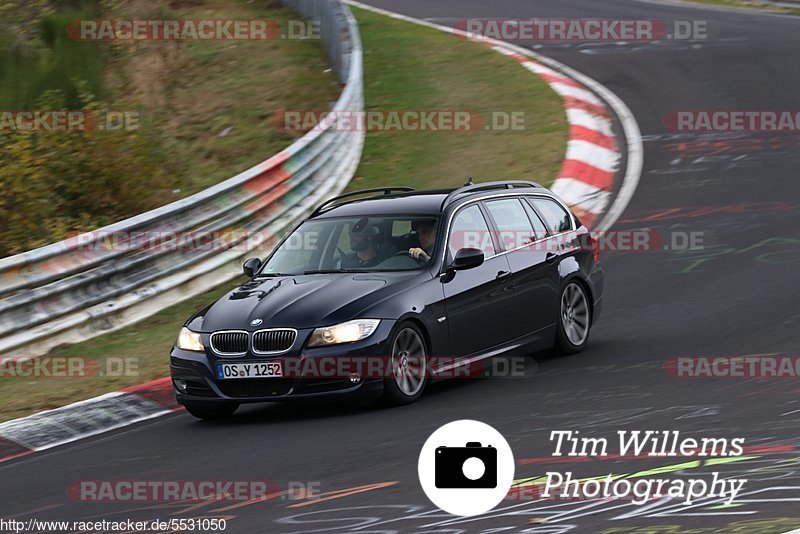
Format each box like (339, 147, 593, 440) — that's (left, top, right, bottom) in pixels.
(308, 319, 381, 347)
(176, 327, 205, 352)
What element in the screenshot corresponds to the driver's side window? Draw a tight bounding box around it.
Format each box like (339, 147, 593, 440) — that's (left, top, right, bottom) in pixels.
(448, 205, 496, 259)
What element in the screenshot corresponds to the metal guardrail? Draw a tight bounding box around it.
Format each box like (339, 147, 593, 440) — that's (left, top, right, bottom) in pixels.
(285, 0, 353, 83)
(0, 0, 364, 357)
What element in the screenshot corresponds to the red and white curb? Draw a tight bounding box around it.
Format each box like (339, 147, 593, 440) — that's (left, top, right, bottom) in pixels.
(0, 378, 178, 463)
(487, 45, 619, 229)
(347, 0, 643, 232)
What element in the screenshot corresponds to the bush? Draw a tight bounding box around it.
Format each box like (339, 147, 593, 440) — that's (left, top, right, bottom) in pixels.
(0, 88, 169, 257)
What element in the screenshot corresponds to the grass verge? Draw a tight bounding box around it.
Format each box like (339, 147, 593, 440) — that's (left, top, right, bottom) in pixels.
(0, 6, 569, 423)
(348, 6, 567, 191)
(116, 0, 342, 193)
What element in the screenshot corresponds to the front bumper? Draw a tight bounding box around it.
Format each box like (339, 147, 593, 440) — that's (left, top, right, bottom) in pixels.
(170, 321, 395, 404)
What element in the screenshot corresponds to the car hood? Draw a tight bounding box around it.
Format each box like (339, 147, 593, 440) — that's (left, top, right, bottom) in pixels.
(189, 272, 423, 332)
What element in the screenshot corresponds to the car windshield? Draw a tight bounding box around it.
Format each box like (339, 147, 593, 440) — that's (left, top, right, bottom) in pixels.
(259, 215, 441, 275)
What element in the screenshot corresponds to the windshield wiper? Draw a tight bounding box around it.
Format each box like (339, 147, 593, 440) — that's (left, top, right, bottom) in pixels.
(254, 272, 295, 278)
(303, 269, 363, 274)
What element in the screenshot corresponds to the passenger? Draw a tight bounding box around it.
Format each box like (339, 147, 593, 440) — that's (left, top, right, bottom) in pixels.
(409, 219, 436, 263)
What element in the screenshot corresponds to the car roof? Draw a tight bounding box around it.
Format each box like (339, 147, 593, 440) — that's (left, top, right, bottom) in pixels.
(310, 181, 555, 219)
(311, 190, 451, 218)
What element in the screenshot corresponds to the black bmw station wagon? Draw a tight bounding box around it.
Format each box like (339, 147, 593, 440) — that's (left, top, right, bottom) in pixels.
(171, 181, 604, 419)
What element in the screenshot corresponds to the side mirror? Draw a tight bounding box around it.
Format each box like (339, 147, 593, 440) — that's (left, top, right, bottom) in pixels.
(449, 248, 484, 271)
(242, 258, 262, 278)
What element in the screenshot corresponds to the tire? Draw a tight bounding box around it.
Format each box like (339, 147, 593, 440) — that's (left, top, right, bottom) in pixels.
(382, 322, 428, 405)
(554, 281, 592, 355)
(183, 401, 239, 420)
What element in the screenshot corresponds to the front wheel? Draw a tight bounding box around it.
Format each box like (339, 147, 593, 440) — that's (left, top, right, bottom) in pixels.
(383, 323, 428, 405)
(554, 281, 591, 354)
(183, 401, 239, 420)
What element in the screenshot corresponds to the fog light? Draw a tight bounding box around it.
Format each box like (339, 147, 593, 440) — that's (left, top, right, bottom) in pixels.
(173, 379, 188, 393)
(349, 373, 361, 384)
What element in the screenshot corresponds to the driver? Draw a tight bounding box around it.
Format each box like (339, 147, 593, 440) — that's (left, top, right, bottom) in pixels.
(408, 219, 436, 263)
(340, 222, 383, 269)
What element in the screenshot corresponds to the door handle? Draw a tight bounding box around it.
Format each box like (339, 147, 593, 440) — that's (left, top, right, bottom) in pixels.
(496, 270, 512, 281)
(545, 252, 558, 264)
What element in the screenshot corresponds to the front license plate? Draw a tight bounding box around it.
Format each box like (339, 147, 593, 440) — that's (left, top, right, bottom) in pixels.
(217, 361, 283, 379)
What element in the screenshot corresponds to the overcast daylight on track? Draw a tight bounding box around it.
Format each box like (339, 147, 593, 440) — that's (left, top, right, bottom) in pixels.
(1, 0, 799, 532)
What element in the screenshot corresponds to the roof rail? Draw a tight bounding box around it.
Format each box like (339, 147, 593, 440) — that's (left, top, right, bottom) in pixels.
(440, 180, 542, 210)
(310, 187, 415, 217)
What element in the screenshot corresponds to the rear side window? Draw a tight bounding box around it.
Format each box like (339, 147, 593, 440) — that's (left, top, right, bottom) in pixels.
(520, 200, 548, 241)
(484, 198, 535, 251)
(529, 197, 573, 234)
(448, 204, 496, 258)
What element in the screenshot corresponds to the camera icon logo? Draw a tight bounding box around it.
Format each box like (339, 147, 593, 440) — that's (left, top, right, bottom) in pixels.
(435, 442, 497, 488)
(418, 420, 515, 517)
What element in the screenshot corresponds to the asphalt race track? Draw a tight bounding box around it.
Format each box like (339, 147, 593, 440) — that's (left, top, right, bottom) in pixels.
(3, 0, 800, 532)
